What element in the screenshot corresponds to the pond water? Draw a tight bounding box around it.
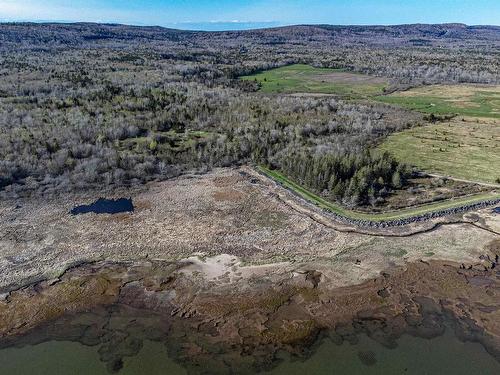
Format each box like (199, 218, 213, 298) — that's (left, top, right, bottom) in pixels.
(1, 327, 499, 375)
(493, 207, 500, 214)
(70, 198, 134, 215)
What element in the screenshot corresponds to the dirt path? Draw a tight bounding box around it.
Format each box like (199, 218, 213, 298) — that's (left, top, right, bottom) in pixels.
(256, 166, 500, 224)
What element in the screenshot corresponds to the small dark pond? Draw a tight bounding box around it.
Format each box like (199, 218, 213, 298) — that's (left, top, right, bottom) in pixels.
(71, 198, 134, 215)
(493, 207, 500, 214)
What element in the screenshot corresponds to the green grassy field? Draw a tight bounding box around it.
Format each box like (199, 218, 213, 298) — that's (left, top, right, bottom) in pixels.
(241, 64, 387, 97)
(379, 118, 500, 184)
(376, 84, 500, 119)
(258, 166, 499, 222)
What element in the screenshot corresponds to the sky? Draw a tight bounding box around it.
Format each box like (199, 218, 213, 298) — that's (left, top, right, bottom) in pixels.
(0, 0, 498, 30)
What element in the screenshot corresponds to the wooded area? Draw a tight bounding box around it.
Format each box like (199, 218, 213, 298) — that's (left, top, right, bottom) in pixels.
(1, 23, 498, 205)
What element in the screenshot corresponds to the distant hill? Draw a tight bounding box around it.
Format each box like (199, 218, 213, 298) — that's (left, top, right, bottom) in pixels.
(0, 22, 498, 50)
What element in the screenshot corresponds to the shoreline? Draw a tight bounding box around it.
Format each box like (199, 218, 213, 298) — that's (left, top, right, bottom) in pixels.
(1, 257, 500, 372)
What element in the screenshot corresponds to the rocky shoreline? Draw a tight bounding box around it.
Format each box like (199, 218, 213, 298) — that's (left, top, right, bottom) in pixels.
(1, 256, 500, 373)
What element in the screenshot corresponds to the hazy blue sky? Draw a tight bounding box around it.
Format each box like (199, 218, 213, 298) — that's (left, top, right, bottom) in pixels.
(0, 0, 498, 30)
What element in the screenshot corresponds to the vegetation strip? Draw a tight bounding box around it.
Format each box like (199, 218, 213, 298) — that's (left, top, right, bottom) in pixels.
(257, 166, 500, 227)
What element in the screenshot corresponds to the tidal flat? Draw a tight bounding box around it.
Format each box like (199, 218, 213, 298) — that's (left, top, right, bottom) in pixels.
(1, 168, 500, 374)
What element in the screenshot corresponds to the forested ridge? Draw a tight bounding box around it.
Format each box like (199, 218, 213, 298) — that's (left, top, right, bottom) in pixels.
(0, 22, 498, 205)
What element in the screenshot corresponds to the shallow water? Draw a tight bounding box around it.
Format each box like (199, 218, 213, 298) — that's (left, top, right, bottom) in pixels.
(1, 328, 499, 375)
(70, 198, 134, 215)
(268, 330, 500, 375)
(493, 207, 500, 214)
(0, 340, 186, 375)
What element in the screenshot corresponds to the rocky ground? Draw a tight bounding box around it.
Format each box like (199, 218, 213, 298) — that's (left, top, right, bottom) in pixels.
(0, 167, 500, 373)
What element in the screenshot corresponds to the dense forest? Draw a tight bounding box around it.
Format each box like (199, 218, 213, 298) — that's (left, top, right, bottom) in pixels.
(0, 23, 498, 205)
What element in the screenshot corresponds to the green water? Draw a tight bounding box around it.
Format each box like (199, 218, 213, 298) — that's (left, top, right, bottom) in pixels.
(269, 330, 500, 375)
(0, 329, 499, 374)
(0, 340, 186, 375)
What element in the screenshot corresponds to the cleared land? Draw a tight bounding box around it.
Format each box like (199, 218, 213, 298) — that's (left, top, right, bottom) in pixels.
(379, 117, 500, 184)
(240, 64, 387, 97)
(376, 84, 500, 118)
(258, 166, 500, 222)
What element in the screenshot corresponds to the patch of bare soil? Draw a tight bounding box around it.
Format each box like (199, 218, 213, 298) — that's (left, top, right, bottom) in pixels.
(212, 189, 246, 202)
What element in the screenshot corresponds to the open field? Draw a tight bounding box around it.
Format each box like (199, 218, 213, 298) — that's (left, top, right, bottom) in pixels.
(258, 166, 500, 222)
(240, 64, 387, 97)
(376, 84, 500, 118)
(379, 117, 500, 184)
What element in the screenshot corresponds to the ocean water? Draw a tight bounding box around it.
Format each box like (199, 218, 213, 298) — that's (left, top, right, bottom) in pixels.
(1, 327, 499, 375)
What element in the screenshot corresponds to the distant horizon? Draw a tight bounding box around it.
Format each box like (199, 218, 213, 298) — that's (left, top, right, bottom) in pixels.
(0, 0, 499, 31)
(1, 20, 499, 32)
